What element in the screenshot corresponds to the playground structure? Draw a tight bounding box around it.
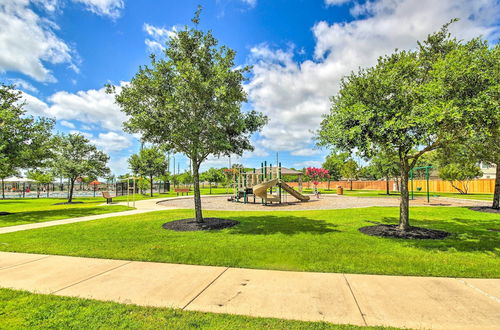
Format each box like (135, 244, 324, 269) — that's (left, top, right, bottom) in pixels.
(410, 165, 432, 203)
(230, 162, 310, 205)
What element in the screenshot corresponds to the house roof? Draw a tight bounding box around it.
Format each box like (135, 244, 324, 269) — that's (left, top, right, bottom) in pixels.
(246, 167, 303, 176)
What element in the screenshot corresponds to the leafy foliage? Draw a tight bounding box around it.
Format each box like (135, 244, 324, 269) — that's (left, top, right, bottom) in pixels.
(109, 8, 266, 222)
(0, 84, 54, 199)
(317, 22, 497, 228)
(128, 147, 168, 197)
(51, 134, 110, 202)
(322, 152, 348, 181)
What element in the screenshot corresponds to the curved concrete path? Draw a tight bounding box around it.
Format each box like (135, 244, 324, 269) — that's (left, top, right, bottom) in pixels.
(0, 196, 186, 235)
(0, 251, 498, 329)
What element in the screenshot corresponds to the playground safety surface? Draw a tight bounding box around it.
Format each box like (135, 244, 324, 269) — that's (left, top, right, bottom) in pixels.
(158, 195, 490, 211)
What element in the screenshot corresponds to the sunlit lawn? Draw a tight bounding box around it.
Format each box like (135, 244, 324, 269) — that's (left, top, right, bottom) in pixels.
(1, 289, 386, 329)
(1, 206, 498, 278)
(301, 188, 494, 201)
(0, 198, 132, 228)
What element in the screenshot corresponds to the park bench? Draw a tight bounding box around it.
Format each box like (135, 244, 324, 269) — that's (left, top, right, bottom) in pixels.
(102, 191, 114, 204)
(174, 188, 190, 196)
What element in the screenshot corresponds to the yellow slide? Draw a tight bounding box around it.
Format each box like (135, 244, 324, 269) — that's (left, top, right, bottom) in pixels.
(278, 182, 310, 201)
(253, 179, 280, 203)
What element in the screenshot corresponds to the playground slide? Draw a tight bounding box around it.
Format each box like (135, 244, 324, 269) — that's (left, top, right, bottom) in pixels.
(253, 179, 280, 203)
(278, 182, 310, 201)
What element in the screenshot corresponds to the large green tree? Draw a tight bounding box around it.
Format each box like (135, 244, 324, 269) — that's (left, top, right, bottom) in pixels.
(434, 40, 499, 208)
(128, 147, 169, 197)
(201, 168, 225, 194)
(341, 159, 360, 191)
(52, 134, 110, 203)
(322, 152, 348, 190)
(318, 23, 496, 230)
(27, 170, 54, 198)
(109, 8, 267, 223)
(369, 149, 400, 194)
(0, 84, 54, 199)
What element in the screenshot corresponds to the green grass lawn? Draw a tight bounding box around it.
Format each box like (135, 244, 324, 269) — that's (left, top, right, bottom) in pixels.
(0, 289, 387, 329)
(302, 188, 494, 201)
(1, 207, 498, 278)
(0, 198, 133, 228)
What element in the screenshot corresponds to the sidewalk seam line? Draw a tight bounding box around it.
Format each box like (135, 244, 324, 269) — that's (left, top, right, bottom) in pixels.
(182, 267, 229, 310)
(51, 261, 133, 294)
(343, 274, 367, 326)
(455, 278, 500, 303)
(0, 255, 52, 271)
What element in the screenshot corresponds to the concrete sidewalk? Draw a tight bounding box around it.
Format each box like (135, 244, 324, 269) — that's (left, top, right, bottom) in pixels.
(0, 252, 498, 329)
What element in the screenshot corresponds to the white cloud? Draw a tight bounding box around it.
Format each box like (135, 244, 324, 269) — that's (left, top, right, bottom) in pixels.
(293, 160, 322, 169)
(0, 0, 75, 82)
(32, 0, 59, 12)
(246, 0, 499, 154)
(108, 156, 130, 175)
(72, 0, 124, 19)
(20, 83, 128, 132)
(21, 92, 50, 117)
(47, 84, 128, 131)
(241, 0, 257, 8)
(291, 148, 321, 157)
(143, 23, 178, 52)
(60, 120, 76, 129)
(91, 131, 132, 153)
(324, 0, 351, 6)
(8, 78, 38, 93)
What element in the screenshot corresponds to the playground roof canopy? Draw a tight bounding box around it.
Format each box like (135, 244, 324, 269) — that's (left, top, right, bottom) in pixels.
(3, 176, 35, 183)
(246, 167, 303, 176)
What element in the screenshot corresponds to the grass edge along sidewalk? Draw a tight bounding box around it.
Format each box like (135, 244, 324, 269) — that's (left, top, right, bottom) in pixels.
(0, 207, 498, 278)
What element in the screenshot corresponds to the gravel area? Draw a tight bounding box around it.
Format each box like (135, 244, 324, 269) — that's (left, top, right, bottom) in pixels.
(158, 195, 490, 211)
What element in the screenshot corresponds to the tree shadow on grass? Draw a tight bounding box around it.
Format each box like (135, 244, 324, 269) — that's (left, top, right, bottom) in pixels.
(213, 215, 340, 236)
(367, 216, 499, 254)
(0, 207, 120, 226)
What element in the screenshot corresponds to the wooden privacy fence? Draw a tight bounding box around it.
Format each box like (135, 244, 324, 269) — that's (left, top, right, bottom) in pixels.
(287, 179, 496, 194)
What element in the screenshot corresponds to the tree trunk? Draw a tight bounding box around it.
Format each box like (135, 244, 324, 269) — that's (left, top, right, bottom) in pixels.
(209, 182, 212, 194)
(493, 165, 499, 209)
(1, 178, 4, 200)
(192, 162, 204, 223)
(150, 175, 154, 197)
(399, 161, 411, 231)
(68, 178, 75, 203)
(386, 176, 390, 195)
(349, 179, 353, 191)
(327, 179, 330, 191)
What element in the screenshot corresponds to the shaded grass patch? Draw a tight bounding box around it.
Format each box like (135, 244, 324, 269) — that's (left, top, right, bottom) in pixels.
(0, 207, 498, 278)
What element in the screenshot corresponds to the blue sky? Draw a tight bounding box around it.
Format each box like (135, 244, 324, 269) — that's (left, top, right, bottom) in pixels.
(1, 0, 499, 175)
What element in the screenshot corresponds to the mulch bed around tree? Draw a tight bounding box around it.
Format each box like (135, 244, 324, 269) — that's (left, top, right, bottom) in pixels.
(53, 202, 84, 205)
(163, 218, 239, 232)
(469, 207, 500, 214)
(0, 212, 13, 216)
(359, 224, 450, 239)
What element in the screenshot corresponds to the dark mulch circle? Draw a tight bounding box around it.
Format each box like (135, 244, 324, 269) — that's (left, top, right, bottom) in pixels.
(163, 218, 239, 232)
(53, 202, 84, 205)
(359, 224, 450, 240)
(0, 212, 13, 216)
(469, 207, 500, 214)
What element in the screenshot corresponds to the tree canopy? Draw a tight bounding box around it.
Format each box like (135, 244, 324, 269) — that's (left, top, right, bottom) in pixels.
(109, 8, 267, 222)
(317, 22, 497, 229)
(128, 147, 168, 197)
(0, 84, 54, 199)
(52, 134, 110, 203)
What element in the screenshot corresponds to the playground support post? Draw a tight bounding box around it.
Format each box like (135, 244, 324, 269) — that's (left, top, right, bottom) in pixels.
(278, 162, 282, 204)
(410, 166, 432, 203)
